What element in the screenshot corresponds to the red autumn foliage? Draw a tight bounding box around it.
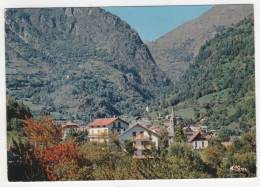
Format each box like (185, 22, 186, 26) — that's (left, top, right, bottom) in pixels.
(40, 141, 80, 180)
(23, 117, 94, 180)
(43, 142, 78, 163)
(23, 117, 82, 180)
(24, 117, 62, 149)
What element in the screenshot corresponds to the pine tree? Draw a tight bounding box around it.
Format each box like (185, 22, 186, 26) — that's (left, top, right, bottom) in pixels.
(174, 125, 186, 142)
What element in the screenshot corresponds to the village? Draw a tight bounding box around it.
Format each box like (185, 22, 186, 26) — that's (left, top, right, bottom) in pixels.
(4, 4, 257, 181)
(59, 108, 227, 158)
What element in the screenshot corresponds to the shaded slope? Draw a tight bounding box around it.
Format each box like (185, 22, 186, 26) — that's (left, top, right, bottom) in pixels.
(5, 8, 168, 122)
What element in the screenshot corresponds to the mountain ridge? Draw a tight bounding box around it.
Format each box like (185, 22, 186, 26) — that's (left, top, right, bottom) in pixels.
(5, 5, 254, 125)
(147, 4, 253, 81)
(5, 7, 168, 122)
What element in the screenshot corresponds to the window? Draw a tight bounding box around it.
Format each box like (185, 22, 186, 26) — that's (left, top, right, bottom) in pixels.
(132, 132, 136, 140)
(195, 141, 197, 148)
(118, 122, 121, 128)
(202, 141, 204, 148)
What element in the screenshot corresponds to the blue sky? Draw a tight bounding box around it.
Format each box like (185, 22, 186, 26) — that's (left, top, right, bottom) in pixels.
(104, 6, 212, 41)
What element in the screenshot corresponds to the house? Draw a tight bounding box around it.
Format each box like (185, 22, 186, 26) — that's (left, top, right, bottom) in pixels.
(87, 117, 129, 143)
(183, 126, 202, 139)
(78, 125, 89, 133)
(119, 123, 159, 158)
(188, 131, 208, 149)
(183, 126, 195, 140)
(61, 122, 80, 140)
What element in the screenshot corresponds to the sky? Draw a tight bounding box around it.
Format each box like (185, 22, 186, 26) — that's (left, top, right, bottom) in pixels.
(105, 5, 212, 41)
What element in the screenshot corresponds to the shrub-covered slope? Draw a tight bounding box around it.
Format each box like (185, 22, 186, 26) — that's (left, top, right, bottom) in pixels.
(5, 8, 168, 122)
(167, 16, 255, 135)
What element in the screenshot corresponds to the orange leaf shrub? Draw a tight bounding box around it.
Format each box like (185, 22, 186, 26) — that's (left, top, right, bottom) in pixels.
(23, 117, 93, 180)
(41, 141, 80, 180)
(24, 117, 62, 149)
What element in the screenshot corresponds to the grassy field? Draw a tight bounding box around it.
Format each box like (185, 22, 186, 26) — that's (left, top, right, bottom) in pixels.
(169, 89, 234, 122)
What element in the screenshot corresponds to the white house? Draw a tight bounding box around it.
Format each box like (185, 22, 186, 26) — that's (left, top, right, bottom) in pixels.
(119, 123, 159, 158)
(88, 117, 129, 143)
(188, 131, 208, 149)
(183, 126, 200, 140)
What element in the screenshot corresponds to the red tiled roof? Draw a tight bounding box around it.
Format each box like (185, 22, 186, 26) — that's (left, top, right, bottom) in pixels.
(88, 117, 118, 128)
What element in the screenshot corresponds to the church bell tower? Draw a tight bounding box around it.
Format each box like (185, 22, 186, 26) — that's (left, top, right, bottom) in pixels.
(170, 107, 176, 140)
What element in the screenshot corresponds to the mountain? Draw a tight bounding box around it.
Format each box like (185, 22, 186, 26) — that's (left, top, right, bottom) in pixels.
(147, 5, 253, 81)
(5, 8, 168, 122)
(166, 15, 255, 136)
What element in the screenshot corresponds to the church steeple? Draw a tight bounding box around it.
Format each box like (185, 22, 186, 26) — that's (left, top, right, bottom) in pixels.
(170, 107, 176, 138)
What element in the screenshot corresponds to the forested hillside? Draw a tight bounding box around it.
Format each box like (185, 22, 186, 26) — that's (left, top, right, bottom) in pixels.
(7, 96, 32, 145)
(5, 8, 168, 123)
(5, 7, 255, 134)
(147, 5, 253, 81)
(163, 16, 255, 136)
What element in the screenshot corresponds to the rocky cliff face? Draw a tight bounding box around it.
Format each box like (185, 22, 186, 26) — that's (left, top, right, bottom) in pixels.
(147, 5, 253, 81)
(5, 8, 167, 122)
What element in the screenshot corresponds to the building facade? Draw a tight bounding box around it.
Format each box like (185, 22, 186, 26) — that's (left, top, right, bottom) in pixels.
(88, 117, 129, 143)
(188, 131, 208, 149)
(119, 123, 159, 158)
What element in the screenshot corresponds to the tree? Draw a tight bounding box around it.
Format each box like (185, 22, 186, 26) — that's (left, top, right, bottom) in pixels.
(158, 127, 170, 156)
(124, 140, 136, 155)
(23, 116, 96, 180)
(79, 142, 142, 180)
(40, 141, 94, 180)
(201, 140, 226, 176)
(233, 152, 256, 177)
(136, 146, 209, 179)
(7, 96, 32, 132)
(8, 138, 47, 181)
(24, 117, 62, 149)
(193, 107, 200, 119)
(174, 124, 186, 143)
(65, 129, 88, 142)
(7, 96, 32, 122)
